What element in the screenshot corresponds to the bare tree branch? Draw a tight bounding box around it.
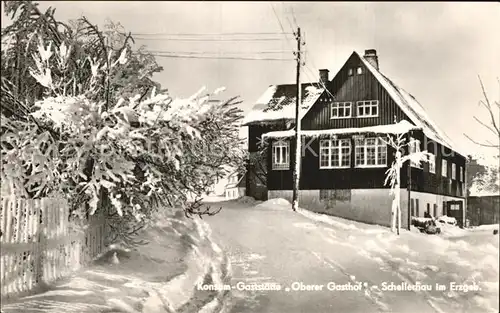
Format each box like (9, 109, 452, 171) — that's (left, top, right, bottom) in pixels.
(465, 76, 500, 149)
(473, 116, 499, 136)
(464, 134, 499, 148)
(478, 75, 500, 138)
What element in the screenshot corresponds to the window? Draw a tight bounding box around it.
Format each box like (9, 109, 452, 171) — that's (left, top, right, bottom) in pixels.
(428, 153, 436, 173)
(441, 159, 448, 177)
(409, 137, 422, 168)
(272, 140, 290, 170)
(357, 67, 363, 75)
(451, 163, 456, 180)
(330, 102, 352, 119)
(459, 166, 464, 182)
(433, 204, 437, 217)
(354, 137, 387, 167)
(320, 139, 351, 168)
(427, 203, 431, 216)
(348, 68, 353, 76)
(356, 100, 379, 118)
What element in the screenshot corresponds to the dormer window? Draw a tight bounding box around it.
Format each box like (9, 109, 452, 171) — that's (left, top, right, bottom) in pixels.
(330, 102, 352, 119)
(356, 100, 379, 118)
(357, 67, 363, 75)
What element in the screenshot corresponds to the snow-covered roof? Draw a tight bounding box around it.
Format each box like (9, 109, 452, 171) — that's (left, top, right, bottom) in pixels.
(262, 120, 420, 139)
(356, 52, 465, 156)
(244, 50, 465, 156)
(242, 84, 324, 125)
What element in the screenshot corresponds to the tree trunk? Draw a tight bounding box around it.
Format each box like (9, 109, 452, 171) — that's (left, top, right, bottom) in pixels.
(396, 164, 401, 235)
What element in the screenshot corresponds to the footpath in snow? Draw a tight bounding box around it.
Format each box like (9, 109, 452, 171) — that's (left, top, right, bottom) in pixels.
(1, 210, 231, 313)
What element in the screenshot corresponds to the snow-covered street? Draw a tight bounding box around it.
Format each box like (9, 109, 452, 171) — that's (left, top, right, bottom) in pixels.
(205, 198, 499, 313)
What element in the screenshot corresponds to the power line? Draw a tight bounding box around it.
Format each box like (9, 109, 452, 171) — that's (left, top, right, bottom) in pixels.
(131, 32, 293, 36)
(289, 6, 299, 29)
(143, 49, 295, 55)
(269, 2, 297, 60)
(303, 61, 337, 101)
(133, 37, 286, 42)
(149, 53, 295, 61)
(270, 3, 289, 36)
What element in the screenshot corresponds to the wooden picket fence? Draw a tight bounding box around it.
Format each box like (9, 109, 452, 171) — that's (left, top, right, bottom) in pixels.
(0, 195, 107, 299)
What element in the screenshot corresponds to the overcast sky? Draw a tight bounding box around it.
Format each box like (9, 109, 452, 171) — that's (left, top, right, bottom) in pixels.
(2, 1, 499, 163)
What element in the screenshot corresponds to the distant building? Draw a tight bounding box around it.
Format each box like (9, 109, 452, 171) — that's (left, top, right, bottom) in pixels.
(224, 171, 246, 200)
(242, 49, 467, 228)
(467, 171, 499, 226)
(467, 194, 500, 226)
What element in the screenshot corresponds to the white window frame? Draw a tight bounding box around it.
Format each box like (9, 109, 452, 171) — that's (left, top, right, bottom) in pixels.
(319, 138, 351, 169)
(272, 140, 290, 170)
(452, 163, 456, 180)
(428, 153, 436, 174)
(330, 102, 352, 119)
(441, 159, 448, 177)
(409, 137, 422, 169)
(357, 67, 363, 75)
(356, 100, 379, 118)
(354, 137, 387, 168)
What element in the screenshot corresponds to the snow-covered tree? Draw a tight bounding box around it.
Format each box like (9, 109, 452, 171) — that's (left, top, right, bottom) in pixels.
(469, 159, 500, 196)
(1, 37, 244, 244)
(381, 132, 431, 234)
(1, 1, 163, 118)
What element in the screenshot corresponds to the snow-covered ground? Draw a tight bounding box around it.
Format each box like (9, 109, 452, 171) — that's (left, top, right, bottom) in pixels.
(294, 201, 499, 313)
(1, 210, 229, 313)
(214, 197, 499, 313)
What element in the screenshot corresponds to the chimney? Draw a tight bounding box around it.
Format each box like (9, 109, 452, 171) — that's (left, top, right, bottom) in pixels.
(319, 69, 329, 85)
(364, 49, 379, 70)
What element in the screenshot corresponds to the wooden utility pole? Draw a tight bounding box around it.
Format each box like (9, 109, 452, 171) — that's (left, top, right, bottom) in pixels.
(292, 27, 302, 211)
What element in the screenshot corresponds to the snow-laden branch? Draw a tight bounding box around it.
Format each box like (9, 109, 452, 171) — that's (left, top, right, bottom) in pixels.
(1, 39, 245, 229)
(380, 132, 432, 234)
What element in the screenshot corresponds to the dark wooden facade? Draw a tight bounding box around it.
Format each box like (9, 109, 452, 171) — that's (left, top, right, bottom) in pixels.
(302, 54, 408, 130)
(262, 52, 466, 198)
(467, 195, 500, 226)
(405, 130, 466, 198)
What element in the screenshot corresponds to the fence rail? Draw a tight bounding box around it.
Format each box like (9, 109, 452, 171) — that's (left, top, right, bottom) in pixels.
(0, 195, 106, 299)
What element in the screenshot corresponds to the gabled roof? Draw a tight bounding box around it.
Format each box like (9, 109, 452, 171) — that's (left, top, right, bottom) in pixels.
(243, 50, 464, 156)
(242, 83, 324, 126)
(355, 52, 463, 156)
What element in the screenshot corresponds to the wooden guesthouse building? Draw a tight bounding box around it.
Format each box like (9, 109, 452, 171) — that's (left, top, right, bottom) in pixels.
(243, 49, 467, 228)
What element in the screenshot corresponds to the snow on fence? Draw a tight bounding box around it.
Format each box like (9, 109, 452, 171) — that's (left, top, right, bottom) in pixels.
(0, 195, 106, 299)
